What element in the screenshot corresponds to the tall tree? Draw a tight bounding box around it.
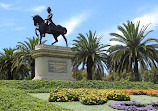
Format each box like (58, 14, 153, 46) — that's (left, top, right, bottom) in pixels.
(72, 30, 108, 80)
(12, 51, 30, 79)
(0, 48, 16, 80)
(16, 36, 46, 79)
(109, 20, 158, 81)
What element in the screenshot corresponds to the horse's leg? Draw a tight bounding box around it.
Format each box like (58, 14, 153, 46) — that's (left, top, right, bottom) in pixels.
(62, 34, 68, 47)
(51, 34, 58, 45)
(35, 28, 39, 37)
(40, 33, 43, 44)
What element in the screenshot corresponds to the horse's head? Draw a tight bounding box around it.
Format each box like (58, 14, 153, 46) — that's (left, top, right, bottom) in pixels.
(32, 15, 44, 26)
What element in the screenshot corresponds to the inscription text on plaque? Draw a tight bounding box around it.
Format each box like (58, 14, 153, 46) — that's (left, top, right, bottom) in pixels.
(48, 61, 67, 73)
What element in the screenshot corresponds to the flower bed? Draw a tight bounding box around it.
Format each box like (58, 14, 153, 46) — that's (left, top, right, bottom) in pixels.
(110, 101, 158, 111)
(79, 93, 107, 105)
(106, 90, 130, 101)
(49, 88, 130, 105)
(78, 89, 107, 105)
(49, 88, 77, 102)
(121, 89, 158, 97)
(49, 88, 158, 106)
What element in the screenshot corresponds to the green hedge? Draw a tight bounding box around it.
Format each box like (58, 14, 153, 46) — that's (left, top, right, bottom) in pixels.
(0, 80, 157, 93)
(0, 86, 71, 111)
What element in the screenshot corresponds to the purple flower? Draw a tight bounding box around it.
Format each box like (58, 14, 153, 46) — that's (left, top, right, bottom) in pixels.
(110, 101, 158, 111)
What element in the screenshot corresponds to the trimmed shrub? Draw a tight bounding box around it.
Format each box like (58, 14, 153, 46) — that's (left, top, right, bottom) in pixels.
(79, 94, 107, 105)
(0, 80, 157, 93)
(0, 86, 71, 111)
(49, 88, 129, 105)
(49, 88, 77, 102)
(106, 90, 130, 101)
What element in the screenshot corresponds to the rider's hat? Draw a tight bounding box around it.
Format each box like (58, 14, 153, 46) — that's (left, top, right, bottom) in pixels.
(47, 7, 51, 11)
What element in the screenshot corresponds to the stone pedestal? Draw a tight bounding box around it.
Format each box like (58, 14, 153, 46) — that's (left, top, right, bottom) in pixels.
(31, 44, 75, 80)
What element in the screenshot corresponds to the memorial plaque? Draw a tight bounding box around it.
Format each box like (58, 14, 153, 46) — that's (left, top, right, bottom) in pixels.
(48, 61, 67, 73)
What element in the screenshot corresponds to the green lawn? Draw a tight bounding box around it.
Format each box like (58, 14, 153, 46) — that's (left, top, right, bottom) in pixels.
(29, 93, 158, 111)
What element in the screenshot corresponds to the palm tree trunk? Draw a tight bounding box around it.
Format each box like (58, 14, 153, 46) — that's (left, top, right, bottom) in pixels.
(87, 55, 93, 80)
(8, 71, 11, 80)
(134, 58, 139, 81)
(8, 65, 13, 80)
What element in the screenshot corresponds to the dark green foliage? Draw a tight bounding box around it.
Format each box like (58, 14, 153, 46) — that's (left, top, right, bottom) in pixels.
(141, 67, 158, 84)
(0, 80, 157, 93)
(0, 48, 16, 80)
(109, 20, 158, 81)
(0, 86, 71, 111)
(16, 36, 47, 79)
(72, 30, 108, 80)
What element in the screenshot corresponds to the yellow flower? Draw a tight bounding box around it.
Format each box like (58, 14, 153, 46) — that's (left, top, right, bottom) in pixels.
(65, 96, 68, 100)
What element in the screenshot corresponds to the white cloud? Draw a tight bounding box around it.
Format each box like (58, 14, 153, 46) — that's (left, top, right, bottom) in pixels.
(0, 22, 15, 28)
(55, 11, 92, 46)
(13, 27, 26, 31)
(0, 19, 26, 31)
(0, 2, 11, 9)
(107, 8, 158, 46)
(133, 8, 158, 30)
(0, 2, 22, 10)
(31, 6, 46, 13)
(63, 12, 91, 35)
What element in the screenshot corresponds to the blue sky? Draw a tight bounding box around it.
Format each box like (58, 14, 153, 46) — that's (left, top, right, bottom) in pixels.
(0, 0, 158, 52)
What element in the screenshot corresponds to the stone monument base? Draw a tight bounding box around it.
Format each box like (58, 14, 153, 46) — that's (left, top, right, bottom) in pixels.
(31, 45, 75, 80)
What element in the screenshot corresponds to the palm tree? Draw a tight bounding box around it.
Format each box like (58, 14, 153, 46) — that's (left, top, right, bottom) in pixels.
(12, 51, 30, 79)
(109, 20, 158, 81)
(0, 48, 16, 80)
(16, 36, 46, 79)
(72, 30, 108, 80)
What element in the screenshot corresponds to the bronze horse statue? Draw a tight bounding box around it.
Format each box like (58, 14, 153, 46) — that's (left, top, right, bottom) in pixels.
(32, 15, 68, 46)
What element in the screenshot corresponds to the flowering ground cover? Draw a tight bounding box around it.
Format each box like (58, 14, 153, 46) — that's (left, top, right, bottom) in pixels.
(47, 88, 158, 110)
(110, 101, 158, 111)
(121, 89, 158, 97)
(110, 89, 158, 111)
(48, 88, 158, 106)
(48, 88, 130, 105)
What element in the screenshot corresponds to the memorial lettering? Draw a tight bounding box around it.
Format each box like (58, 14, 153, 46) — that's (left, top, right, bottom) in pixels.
(48, 61, 67, 73)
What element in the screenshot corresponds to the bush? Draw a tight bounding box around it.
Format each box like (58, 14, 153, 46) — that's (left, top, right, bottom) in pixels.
(78, 89, 107, 105)
(106, 90, 130, 101)
(49, 88, 77, 102)
(79, 94, 107, 105)
(0, 86, 71, 111)
(141, 67, 158, 84)
(0, 80, 157, 93)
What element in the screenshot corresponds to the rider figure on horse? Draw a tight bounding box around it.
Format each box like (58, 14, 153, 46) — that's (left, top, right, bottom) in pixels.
(32, 7, 68, 46)
(45, 7, 56, 33)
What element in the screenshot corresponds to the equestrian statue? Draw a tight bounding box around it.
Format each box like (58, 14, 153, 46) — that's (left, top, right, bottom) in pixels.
(32, 7, 68, 46)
